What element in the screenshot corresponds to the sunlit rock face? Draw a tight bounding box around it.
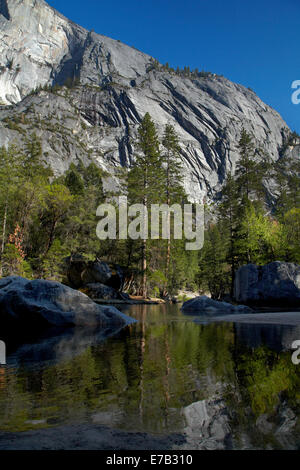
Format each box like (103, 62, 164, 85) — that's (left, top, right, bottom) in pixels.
(0, 0, 78, 104)
(0, 0, 152, 105)
(0, 0, 293, 201)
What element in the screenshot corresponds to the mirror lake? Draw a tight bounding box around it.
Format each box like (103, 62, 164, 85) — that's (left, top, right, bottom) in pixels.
(1, 303, 300, 450)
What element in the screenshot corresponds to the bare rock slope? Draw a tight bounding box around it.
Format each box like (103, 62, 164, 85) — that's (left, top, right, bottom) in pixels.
(0, 0, 296, 200)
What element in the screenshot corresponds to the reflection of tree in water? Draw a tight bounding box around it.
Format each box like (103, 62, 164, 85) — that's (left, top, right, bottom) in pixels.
(235, 345, 300, 415)
(0, 368, 6, 390)
(0, 307, 300, 448)
(163, 306, 171, 426)
(138, 305, 146, 423)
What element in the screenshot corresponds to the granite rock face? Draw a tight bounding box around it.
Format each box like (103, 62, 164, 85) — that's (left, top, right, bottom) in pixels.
(0, 276, 134, 330)
(234, 262, 300, 306)
(0, 0, 295, 201)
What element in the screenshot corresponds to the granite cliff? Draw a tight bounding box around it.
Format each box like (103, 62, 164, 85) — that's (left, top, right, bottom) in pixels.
(0, 0, 297, 200)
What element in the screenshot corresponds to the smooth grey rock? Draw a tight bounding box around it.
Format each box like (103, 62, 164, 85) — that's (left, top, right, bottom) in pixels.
(0, 276, 134, 329)
(181, 295, 253, 314)
(0, 0, 295, 203)
(234, 262, 300, 306)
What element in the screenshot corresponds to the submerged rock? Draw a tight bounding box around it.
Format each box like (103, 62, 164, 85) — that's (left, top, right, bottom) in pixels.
(0, 276, 135, 330)
(234, 262, 300, 306)
(181, 295, 252, 314)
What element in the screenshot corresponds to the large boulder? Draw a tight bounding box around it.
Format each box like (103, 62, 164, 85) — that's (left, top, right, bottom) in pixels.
(181, 295, 252, 314)
(0, 276, 135, 331)
(81, 261, 112, 285)
(65, 256, 123, 295)
(234, 262, 300, 306)
(84, 283, 120, 301)
(65, 254, 87, 288)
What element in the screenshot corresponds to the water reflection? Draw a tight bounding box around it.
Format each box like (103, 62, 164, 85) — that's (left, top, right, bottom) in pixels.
(235, 323, 300, 352)
(0, 304, 300, 449)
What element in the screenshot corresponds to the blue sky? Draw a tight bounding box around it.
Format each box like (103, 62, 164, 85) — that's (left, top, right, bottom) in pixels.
(49, 0, 300, 133)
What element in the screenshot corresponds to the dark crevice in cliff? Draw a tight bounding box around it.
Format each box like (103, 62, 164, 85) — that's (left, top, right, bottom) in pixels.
(0, 0, 10, 20)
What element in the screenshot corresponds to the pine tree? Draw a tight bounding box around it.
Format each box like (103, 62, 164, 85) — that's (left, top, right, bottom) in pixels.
(65, 164, 85, 195)
(235, 128, 263, 200)
(274, 155, 300, 219)
(0, 145, 24, 276)
(128, 113, 164, 297)
(217, 173, 240, 297)
(24, 133, 51, 181)
(197, 223, 230, 299)
(161, 124, 185, 293)
(41, 184, 73, 256)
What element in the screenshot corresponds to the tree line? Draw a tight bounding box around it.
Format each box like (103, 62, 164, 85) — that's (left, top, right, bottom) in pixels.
(198, 128, 300, 299)
(0, 118, 299, 299)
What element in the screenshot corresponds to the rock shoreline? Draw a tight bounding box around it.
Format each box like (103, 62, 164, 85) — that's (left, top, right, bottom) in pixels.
(0, 276, 135, 333)
(234, 262, 300, 307)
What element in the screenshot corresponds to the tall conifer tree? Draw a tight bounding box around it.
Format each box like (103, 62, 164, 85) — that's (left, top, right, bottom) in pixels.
(128, 113, 164, 297)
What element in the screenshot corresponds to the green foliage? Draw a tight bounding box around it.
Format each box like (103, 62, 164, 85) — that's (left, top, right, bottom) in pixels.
(198, 128, 300, 298)
(0, 123, 298, 298)
(128, 112, 164, 205)
(236, 128, 266, 200)
(148, 270, 167, 297)
(147, 57, 221, 79)
(161, 124, 184, 203)
(41, 239, 69, 281)
(65, 165, 85, 195)
(197, 223, 230, 299)
(237, 347, 297, 415)
(126, 115, 198, 296)
(1, 244, 28, 277)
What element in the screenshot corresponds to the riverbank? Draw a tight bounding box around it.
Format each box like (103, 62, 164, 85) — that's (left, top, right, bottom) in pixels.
(94, 297, 167, 305)
(0, 424, 186, 450)
(1, 303, 300, 450)
(198, 311, 300, 326)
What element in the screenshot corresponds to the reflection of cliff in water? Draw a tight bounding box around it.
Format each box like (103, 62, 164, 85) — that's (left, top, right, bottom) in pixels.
(0, 304, 300, 449)
(180, 390, 300, 450)
(3, 325, 129, 368)
(235, 323, 300, 352)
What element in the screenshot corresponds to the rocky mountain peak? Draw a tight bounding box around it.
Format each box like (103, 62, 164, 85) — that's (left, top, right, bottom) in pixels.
(0, 0, 296, 201)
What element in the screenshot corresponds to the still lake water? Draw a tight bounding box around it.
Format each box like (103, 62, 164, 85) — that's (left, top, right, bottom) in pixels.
(1, 303, 300, 449)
